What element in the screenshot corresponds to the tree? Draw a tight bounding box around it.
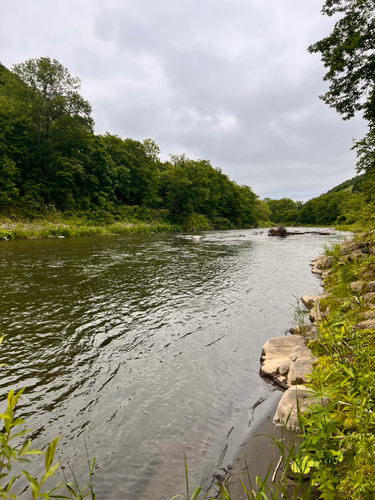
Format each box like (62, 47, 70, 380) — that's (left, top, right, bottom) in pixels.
(100, 134, 161, 207)
(309, 0, 375, 207)
(163, 155, 212, 215)
(12, 57, 93, 145)
(0, 156, 18, 208)
(266, 198, 300, 224)
(8, 58, 94, 208)
(308, 0, 375, 122)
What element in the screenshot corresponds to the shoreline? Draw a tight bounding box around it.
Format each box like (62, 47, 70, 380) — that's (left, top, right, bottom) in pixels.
(0, 219, 181, 240)
(0, 218, 353, 242)
(224, 391, 285, 498)
(221, 233, 375, 498)
(221, 248, 332, 497)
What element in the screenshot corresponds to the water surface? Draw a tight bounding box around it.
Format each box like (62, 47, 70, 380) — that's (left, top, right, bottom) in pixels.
(0, 229, 347, 499)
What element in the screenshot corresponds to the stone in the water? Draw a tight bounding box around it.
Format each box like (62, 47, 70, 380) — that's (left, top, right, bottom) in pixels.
(260, 336, 306, 388)
(301, 294, 326, 309)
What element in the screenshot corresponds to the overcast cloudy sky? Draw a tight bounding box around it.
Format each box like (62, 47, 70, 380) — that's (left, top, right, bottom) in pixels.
(1, 0, 367, 200)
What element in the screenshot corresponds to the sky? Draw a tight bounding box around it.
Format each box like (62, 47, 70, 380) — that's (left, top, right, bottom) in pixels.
(0, 0, 368, 201)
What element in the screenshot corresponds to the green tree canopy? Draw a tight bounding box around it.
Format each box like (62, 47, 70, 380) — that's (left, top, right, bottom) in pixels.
(12, 57, 93, 145)
(309, 0, 375, 210)
(308, 0, 375, 122)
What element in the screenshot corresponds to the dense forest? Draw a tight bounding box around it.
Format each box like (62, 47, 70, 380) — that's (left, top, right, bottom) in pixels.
(0, 58, 265, 231)
(264, 175, 367, 226)
(1, 56, 375, 234)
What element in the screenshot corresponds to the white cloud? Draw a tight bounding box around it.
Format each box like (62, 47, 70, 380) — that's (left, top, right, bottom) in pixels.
(0, 0, 367, 200)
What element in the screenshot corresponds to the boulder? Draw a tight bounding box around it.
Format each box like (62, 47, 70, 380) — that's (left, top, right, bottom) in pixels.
(314, 259, 324, 270)
(309, 308, 324, 323)
(289, 324, 317, 337)
(287, 346, 317, 386)
(260, 336, 306, 388)
(310, 257, 321, 264)
(364, 292, 375, 302)
(322, 256, 334, 269)
(353, 319, 375, 330)
(363, 268, 375, 280)
(360, 310, 375, 320)
(301, 294, 327, 309)
(349, 280, 365, 293)
(322, 269, 332, 279)
(311, 266, 323, 276)
(340, 241, 359, 255)
(351, 249, 364, 259)
(366, 281, 375, 292)
(273, 385, 314, 432)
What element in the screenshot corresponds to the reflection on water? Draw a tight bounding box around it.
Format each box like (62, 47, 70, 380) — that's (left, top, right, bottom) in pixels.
(0, 229, 347, 499)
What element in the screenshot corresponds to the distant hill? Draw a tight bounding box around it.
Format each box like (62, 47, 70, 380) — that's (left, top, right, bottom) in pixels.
(327, 174, 364, 194)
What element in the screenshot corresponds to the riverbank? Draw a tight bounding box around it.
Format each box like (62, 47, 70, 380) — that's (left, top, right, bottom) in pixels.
(0, 218, 180, 240)
(0, 208, 265, 241)
(0, 210, 181, 240)
(223, 232, 375, 499)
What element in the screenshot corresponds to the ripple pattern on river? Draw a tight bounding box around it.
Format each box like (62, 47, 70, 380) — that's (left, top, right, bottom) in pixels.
(0, 230, 348, 499)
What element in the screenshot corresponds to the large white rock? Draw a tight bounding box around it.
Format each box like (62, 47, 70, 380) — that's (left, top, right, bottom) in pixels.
(287, 346, 317, 386)
(273, 385, 314, 431)
(260, 336, 306, 388)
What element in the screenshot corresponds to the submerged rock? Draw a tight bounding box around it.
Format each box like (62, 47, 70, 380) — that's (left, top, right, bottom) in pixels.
(268, 226, 288, 237)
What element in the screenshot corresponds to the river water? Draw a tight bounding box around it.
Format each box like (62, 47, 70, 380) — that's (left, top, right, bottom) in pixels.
(0, 229, 347, 499)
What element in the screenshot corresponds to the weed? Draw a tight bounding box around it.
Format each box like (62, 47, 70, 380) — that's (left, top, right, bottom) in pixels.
(291, 295, 309, 327)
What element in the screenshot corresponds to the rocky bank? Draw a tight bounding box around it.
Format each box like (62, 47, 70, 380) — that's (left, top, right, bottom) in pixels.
(260, 236, 375, 448)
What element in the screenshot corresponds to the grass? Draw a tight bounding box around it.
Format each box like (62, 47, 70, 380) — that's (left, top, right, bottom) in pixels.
(0, 214, 181, 241)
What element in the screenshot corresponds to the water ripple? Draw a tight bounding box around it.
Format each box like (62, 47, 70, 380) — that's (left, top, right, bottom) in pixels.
(0, 229, 348, 499)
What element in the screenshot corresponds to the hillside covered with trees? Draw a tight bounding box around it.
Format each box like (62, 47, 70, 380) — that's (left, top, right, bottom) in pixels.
(1, 54, 375, 237)
(264, 175, 366, 226)
(0, 58, 267, 232)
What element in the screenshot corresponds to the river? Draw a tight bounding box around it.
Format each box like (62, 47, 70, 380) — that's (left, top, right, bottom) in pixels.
(0, 229, 347, 499)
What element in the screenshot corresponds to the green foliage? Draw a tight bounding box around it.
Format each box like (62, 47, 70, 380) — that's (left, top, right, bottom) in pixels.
(253, 200, 272, 227)
(0, 230, 13, 240)
(264, 175, 372, 228)
(308, 0, 375, 123)
(291, 296, 309, 327)
(0, 59, 263, 231)
(265, 198, 302, 225)
(291, 238, 375, 497)
(12, 57, 93, 146)
(308, 0, 375, 223)
(298, 190, 353, 225)
(327, 175, 363, 194)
